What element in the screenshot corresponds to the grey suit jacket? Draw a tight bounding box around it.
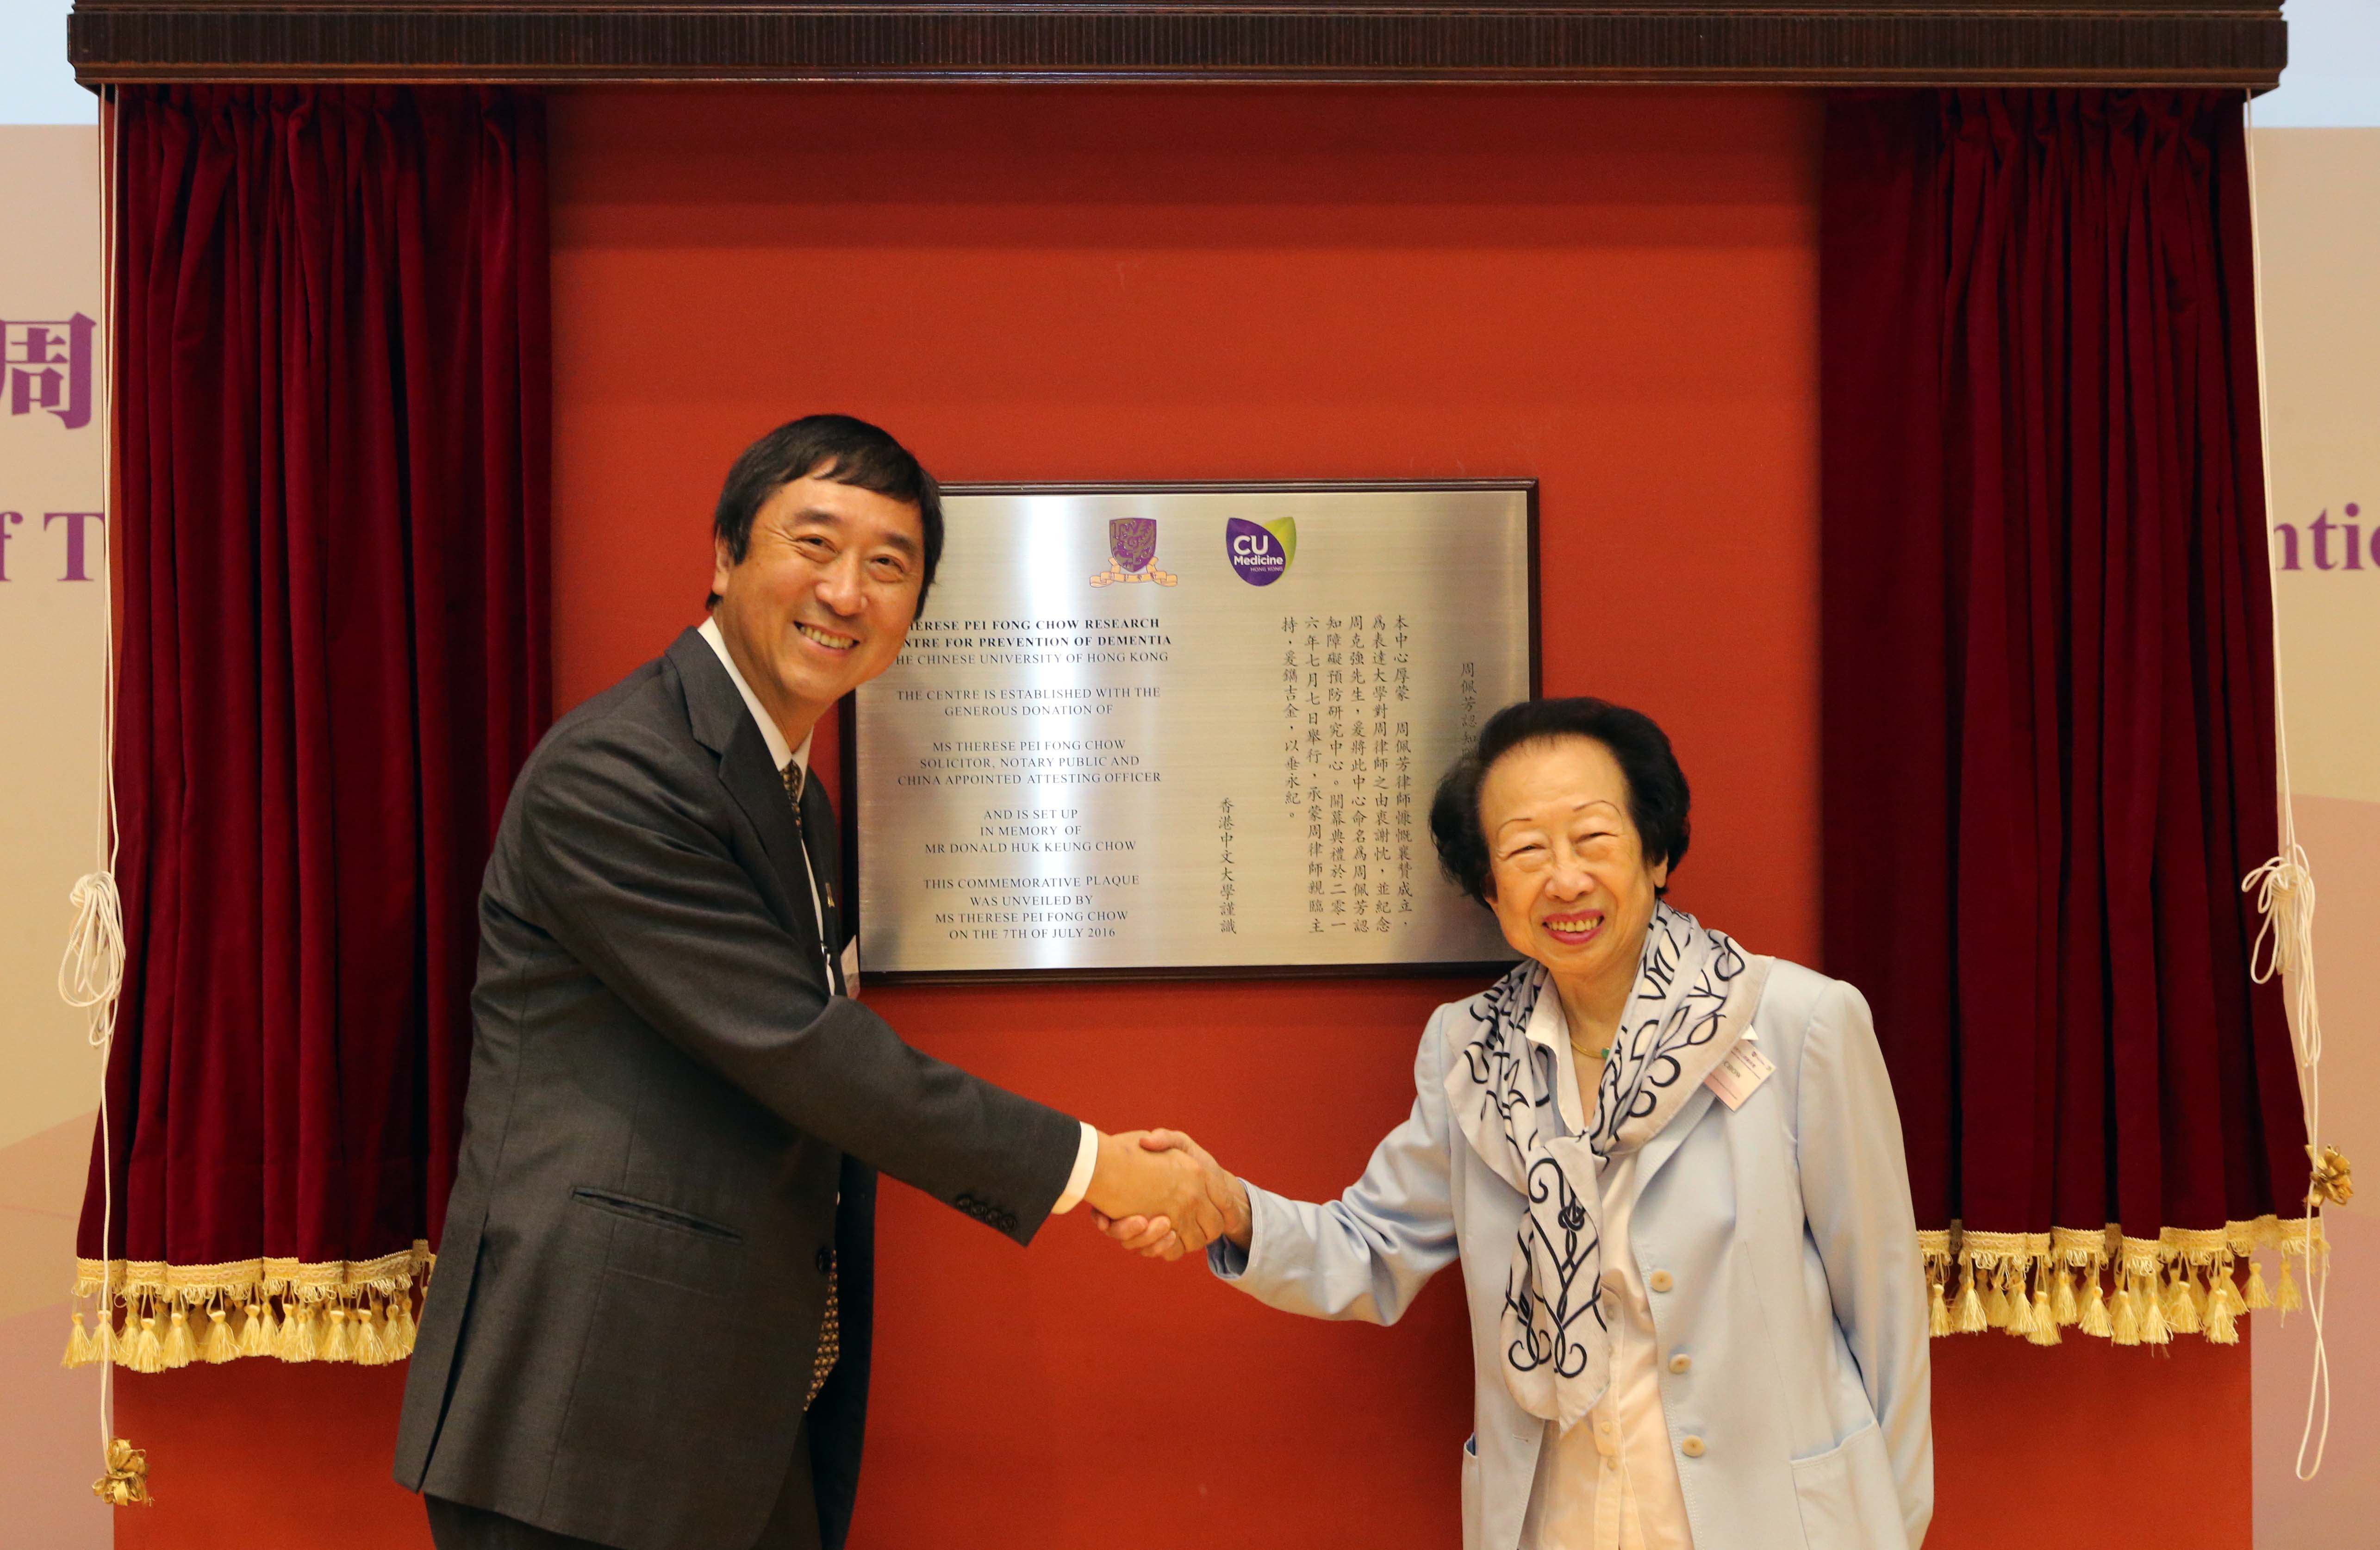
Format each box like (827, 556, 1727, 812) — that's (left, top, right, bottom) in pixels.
(394, 628, 1083, 1550)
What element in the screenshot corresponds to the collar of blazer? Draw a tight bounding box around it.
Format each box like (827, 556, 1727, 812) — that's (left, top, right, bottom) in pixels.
(665, 628, 833, 966)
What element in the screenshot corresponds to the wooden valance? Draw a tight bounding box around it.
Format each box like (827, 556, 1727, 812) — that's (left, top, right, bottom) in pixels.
(69, 1, 2285, 87)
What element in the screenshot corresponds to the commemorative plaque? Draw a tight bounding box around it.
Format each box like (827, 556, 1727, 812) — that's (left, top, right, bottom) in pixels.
(848, 482, 1536, 980)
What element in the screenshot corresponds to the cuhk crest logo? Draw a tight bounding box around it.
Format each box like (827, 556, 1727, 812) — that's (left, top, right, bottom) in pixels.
(1091, 517, 1177, 587)
(1225, 517, 1296, 586)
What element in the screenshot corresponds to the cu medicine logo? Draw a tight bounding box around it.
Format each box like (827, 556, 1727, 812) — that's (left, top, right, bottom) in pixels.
(1225, 517, 1297, 586)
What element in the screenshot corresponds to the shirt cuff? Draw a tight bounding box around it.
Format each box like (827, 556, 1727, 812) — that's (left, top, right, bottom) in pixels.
(1048, 1122, 1100, 1215)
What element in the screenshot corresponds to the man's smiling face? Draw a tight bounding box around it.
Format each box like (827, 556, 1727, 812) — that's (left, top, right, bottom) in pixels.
(709, 472, 926, 741)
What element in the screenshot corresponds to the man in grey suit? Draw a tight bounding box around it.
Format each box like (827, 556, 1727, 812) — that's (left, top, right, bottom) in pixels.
(394, 415, 1230, 1550)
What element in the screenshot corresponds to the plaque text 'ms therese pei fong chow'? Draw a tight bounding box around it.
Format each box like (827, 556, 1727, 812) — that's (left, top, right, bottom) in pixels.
(850, 483, 1537, 979)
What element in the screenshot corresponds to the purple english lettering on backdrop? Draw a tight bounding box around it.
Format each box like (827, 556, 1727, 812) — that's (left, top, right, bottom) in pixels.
(2274, 504, 2377, 574)
(44, 511, 104, 581)
(0, 510, 20, 581)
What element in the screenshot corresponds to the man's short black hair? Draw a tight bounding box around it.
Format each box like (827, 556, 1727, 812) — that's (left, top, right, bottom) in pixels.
(707, 413, 943, 613)
(1429, 697, 1692, 904)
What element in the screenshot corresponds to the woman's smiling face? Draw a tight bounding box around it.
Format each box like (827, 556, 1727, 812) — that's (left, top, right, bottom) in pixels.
(1479, 735, 1668, 993)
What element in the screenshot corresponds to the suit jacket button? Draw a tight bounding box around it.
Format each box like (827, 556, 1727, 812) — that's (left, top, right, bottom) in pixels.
(1648, 1270, 1675, 1293)
(816, 1246, 833, 1274)
(1668, 1354, 1692, 1375)
(1680, 1436, 1707, 1458)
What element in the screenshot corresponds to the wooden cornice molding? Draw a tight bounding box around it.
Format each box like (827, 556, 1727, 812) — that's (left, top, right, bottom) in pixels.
(67, 1, 2288, 88)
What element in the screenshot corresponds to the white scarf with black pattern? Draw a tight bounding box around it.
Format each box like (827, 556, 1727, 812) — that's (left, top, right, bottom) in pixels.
(1445, 902, 1769, 1431)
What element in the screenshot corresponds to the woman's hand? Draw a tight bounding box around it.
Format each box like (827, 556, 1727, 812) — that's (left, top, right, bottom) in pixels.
(1088, 1129, 1252, 1261)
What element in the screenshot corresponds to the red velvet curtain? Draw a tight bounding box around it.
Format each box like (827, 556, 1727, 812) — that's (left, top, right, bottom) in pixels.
(1821, 91, 2312, 1346)
(71, 86, 549, 1370)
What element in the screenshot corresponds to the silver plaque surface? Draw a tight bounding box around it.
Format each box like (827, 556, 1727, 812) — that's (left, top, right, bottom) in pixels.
(852, 482, 1534, 978)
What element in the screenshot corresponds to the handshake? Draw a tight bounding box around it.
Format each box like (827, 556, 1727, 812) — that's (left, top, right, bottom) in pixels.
(1082, 1129, 1251, 1261)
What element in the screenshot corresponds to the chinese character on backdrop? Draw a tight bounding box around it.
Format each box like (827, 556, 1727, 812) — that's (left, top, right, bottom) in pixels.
(4, 314, 97, 430)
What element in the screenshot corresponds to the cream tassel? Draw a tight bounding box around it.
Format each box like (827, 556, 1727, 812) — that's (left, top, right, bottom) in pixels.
(2027, 1281, 2061, 1345)
(237, 1301, 273, 1359)
(352, 1301, 390, 1366)
(388, 1292, 418, 1357)
(63, 1311, 99, 1368)
(2245, 1256, 2273, 1310)
(2052, 1264, 2081, 1326)
(280, 1300, 318, 1362)
(1953, 1260, 1988, 1333)
(2000, 1266, 2036, 1337)
(126, 1312, 165, 1373)
(161, 1305, 197, 1369)
(2165, 1265, 2202, 1336)
(201, 1303, 237, 1363)
(2140, 1270, 2173, 1345)
(2111, 1279, 2142, 1345)
(320, 1305, 353, 1363)
(2081, 1270, 2114, 1338)
(2278, 1254, 2302, 1311)
(2206, 1272, 2242, 1345)
(1981, 1265, 2011, 1329)
(1928, 1271, 1952, 1337)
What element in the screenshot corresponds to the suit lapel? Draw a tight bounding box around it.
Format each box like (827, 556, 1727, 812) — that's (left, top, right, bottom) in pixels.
(667, 629, 831, 975)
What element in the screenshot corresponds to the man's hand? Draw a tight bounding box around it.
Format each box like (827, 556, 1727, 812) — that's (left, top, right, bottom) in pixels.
(1085, 1129, 1251, 1262)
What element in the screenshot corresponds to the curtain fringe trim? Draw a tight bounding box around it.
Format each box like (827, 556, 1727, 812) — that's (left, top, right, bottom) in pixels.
(1917, 1216, 2325, 1346)
(63, 1243, 435, 1369)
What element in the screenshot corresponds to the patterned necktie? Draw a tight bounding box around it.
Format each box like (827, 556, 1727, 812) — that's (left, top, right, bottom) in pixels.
(785, 758, 840, 1409)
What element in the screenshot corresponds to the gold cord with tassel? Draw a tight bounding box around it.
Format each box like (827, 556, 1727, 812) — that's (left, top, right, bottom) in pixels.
(92, 1438, 151, 1508)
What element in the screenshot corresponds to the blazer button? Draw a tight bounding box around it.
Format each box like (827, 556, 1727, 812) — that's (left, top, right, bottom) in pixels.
(816, 1246, 833, 1275)
(1680, 1436, 1707, 1458)
(1648, 1270, 1675, 1293)
(1668, 1354, 1692, 1375)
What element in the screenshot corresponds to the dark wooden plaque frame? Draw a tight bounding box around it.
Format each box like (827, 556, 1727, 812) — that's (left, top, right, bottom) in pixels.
(840, 477, 1540, 986)
(69, 1, 2284, 89)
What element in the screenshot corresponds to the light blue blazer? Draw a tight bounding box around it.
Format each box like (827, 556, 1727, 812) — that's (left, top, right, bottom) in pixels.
(1209, 958, 1932, 1550)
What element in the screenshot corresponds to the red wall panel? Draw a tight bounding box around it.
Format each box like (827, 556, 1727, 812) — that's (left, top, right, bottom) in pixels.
(112, 81, 2248, 1550)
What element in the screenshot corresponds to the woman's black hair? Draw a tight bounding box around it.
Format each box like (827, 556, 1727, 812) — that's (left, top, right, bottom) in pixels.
(707, 413, 943, 612)
(1428, 697, 1691, 904)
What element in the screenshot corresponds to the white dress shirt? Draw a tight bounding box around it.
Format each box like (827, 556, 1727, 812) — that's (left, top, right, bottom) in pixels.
(1518, 991, 1696, 1550)
(697, 617, 1099, 1214)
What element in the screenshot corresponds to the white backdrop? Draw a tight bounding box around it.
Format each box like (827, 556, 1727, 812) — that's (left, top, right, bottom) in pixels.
(2249, 124, 2380, 1550)
(0, 122, 110, 1550)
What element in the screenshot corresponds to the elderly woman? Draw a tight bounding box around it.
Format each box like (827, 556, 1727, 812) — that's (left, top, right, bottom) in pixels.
(1101, 698, 1931, 1550)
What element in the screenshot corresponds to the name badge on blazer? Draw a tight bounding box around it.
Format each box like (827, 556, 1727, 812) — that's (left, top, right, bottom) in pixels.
(1705, 1027, 1776, 1110)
